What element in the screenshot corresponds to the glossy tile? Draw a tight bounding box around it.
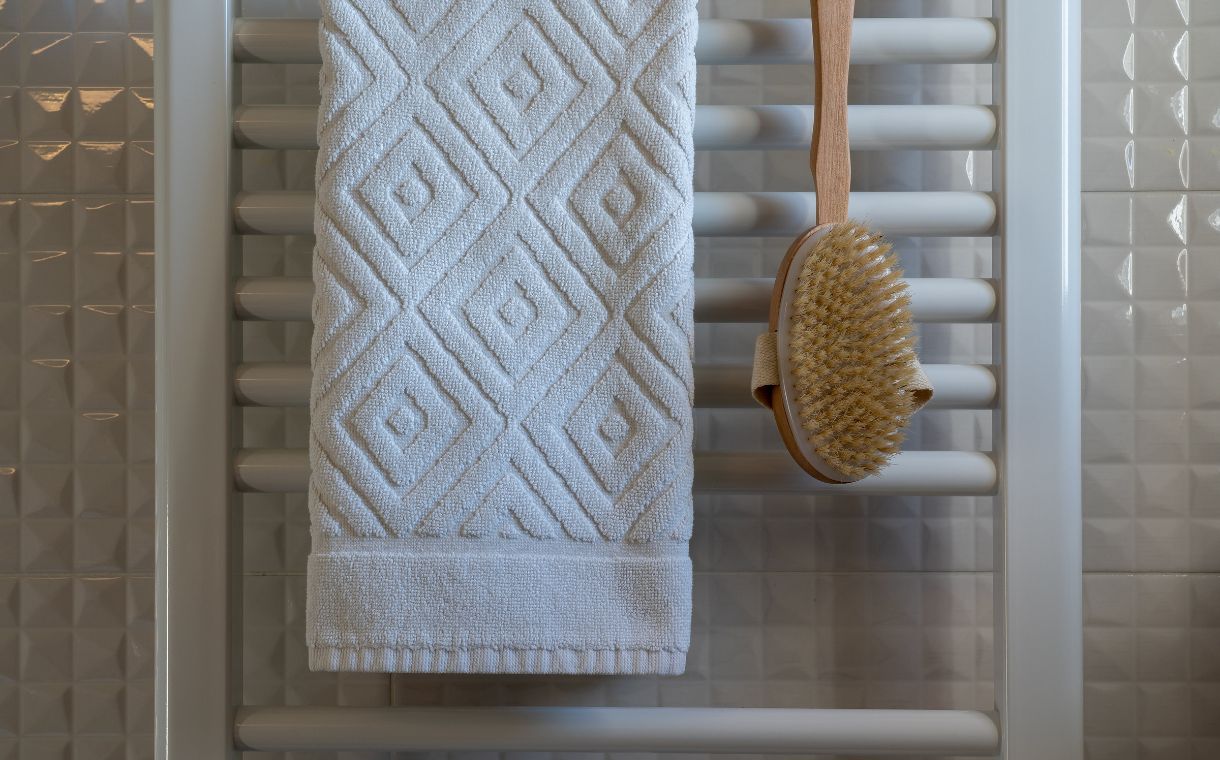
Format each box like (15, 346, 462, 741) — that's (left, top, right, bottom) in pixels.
(1082, 2, 1220, 191)
(2, 7, 155, 757)
(1081, 188, 1220, 572)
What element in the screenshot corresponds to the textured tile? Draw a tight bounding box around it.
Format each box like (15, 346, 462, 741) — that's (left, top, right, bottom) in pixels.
(1083, 574, 1220, 755)
(1080, 1, 1220, 192)
(1082, 190, 1215, 571)
(2, 6, 155, 753)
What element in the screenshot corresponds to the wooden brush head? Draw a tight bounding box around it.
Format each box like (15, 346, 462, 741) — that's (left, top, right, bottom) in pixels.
(769, 222, 920, 482)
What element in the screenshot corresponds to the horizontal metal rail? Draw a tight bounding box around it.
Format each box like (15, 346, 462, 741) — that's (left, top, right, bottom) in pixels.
(234, 449, 997, 496)
(233, 17, 998, 65)
(234, 104, 997, 151)
(692, 363, 996, 409)
(233, 191, 997, 237)
(235, 361, 997, 409)
(233, 276, 997, 323)
(234, 706, 1001, 755)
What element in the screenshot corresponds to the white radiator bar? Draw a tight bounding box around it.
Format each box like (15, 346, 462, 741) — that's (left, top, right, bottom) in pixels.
(232, 276, 997, 323)
(234, 361, 997, 409)
(691, 362, 996, 409)
(233, 448, 997, 496)
(994, 0, 1085, 755)
(233, 190, 997, 237)
(232, 17, 997, 65)
(155, 0, 237, 757)
(234, 707, 1000, 755)
(234, 104, 997, 151)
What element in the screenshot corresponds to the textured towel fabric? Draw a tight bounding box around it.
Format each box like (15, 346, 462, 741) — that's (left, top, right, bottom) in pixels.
(308, 0, 696, 674)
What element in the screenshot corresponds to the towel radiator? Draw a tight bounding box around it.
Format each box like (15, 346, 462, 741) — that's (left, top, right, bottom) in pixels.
(154, 1, 1081, 757)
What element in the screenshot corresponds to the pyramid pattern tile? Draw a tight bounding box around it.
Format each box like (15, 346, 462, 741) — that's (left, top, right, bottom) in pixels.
(1080, 0, 1220, 752)
(0, 0, 153, 194)
(1, 1, 155, 757)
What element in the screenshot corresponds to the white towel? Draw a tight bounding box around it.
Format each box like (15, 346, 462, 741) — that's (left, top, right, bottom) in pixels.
(308, 0, 696, 674)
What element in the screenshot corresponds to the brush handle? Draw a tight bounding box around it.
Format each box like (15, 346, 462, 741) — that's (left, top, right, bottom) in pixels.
(811, 0, 854, 226)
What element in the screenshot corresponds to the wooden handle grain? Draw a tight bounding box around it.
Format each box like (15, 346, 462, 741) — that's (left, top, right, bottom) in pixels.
(811, 0, 854, 226)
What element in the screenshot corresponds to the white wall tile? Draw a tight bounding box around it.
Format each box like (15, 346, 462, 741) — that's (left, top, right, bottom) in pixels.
(1083, 574, 1220, 755)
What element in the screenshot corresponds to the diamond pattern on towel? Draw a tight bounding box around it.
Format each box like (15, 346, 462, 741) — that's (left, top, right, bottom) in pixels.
(348, 349, 471, 490)
(565, 361, 672, 498)
(467, 17, 584, 156)
(314, 0, 694, 542)
(310, 0, 695, 674)
(437, 8, 615, 180)
(462, 243, 575, 379)
(570, 130, 681, 268)
(356, 123, 478, 256)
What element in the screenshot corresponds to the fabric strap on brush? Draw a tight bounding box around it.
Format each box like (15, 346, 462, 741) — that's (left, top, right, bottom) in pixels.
(750, 331, 934, 411)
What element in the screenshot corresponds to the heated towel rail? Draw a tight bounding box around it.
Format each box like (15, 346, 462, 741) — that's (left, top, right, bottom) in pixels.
(154, 2, 1082, 758)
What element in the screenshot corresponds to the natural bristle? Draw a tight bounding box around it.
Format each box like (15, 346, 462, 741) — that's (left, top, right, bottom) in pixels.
(788, 222, 919, 480)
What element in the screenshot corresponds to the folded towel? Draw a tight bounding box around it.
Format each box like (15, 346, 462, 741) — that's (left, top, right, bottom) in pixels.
(308, 0, 697, 674)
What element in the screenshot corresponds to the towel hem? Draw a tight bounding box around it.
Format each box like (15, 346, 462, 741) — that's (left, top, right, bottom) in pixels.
(309, 645, 687, 674)
(306, 540, 692, 675)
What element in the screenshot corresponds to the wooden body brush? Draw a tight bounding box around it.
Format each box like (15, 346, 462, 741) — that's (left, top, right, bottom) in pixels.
(750, 0, 933, 483)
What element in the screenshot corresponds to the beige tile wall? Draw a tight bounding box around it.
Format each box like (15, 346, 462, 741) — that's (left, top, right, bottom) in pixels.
(0, 0, 155, 758)
(1082, 1, 1220, 757)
